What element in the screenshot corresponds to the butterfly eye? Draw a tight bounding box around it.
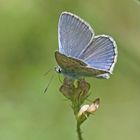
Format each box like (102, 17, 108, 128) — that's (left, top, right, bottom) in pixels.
(55, 66, 62, 73)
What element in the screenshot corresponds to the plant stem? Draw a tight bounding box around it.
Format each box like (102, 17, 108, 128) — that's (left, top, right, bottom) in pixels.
(77, 122, 83, 140)
(60, 78, 90, 140)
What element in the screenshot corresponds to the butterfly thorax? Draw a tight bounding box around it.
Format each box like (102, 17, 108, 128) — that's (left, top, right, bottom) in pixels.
(55, 65, 82, 79)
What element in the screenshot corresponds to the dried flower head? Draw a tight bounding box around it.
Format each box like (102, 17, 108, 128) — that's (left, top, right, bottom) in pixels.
(78, 98, 100, 118)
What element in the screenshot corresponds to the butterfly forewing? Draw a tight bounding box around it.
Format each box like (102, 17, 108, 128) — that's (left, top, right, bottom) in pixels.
(58, 12, 94, 58)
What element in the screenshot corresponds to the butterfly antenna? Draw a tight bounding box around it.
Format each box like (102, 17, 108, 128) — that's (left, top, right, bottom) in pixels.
(44, 74, 54, 94)
(43, 68, 52, 76)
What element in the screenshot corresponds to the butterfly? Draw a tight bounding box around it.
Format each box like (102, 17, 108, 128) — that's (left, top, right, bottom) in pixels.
(55, 12, 118, 79)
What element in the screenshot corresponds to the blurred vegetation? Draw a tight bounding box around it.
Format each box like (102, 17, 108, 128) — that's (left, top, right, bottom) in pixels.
(0, 0, 140, 140)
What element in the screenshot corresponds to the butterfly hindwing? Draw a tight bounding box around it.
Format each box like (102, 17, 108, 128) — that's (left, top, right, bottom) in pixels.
(79, 35, 117, 74)
(55, 51, 108, 78)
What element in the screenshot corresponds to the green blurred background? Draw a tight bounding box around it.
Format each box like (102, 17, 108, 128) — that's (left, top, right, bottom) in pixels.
(0, 0, 140, 140)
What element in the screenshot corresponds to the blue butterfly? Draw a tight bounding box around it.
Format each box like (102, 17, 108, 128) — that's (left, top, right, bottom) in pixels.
(55, 12, 118, 79)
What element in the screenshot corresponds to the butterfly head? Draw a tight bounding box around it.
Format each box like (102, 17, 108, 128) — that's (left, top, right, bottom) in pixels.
(55, 66, 62, 74)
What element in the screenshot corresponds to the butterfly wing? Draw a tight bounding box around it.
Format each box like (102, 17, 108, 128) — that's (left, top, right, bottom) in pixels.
(55, 51, 108, 78)
(79, 35, 118, 74)
(58, 12, 94, 57)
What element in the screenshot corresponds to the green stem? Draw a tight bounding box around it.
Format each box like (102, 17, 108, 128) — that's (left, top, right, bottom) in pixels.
(60, 78, 90, 140)
(77, 122, 83, 140)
